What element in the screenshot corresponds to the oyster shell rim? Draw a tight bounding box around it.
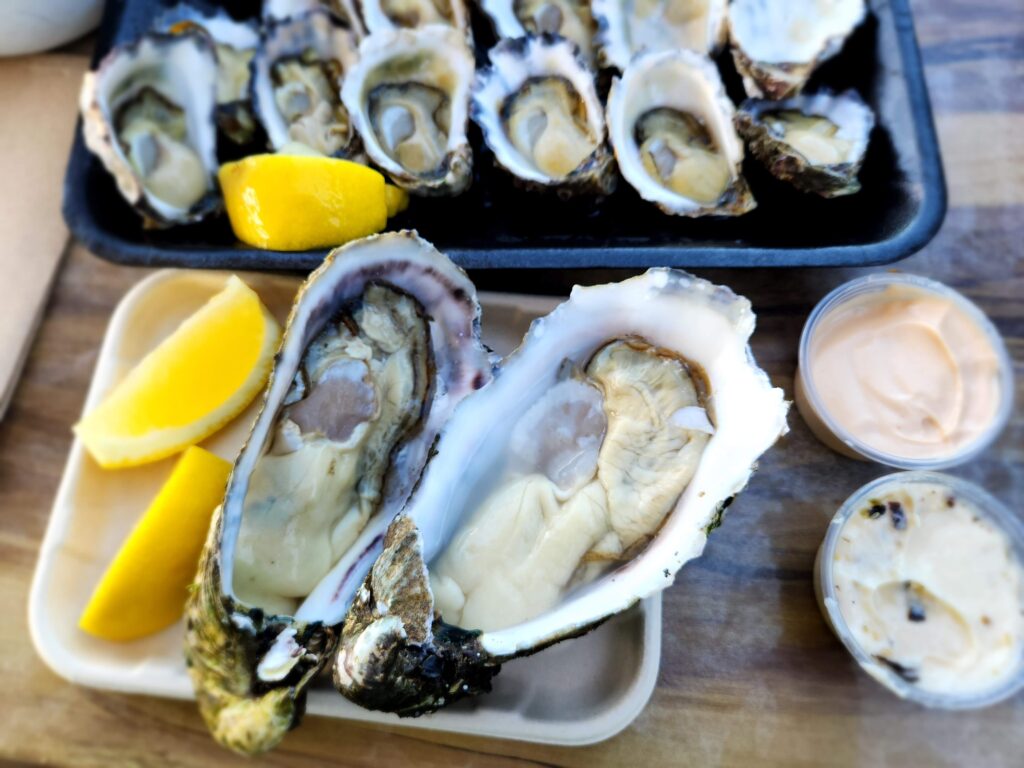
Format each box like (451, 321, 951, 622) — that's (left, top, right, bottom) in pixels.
(471, 33, 618, 196)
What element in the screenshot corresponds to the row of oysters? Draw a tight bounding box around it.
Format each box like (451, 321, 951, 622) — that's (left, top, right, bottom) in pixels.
(81, 0, 875, 228)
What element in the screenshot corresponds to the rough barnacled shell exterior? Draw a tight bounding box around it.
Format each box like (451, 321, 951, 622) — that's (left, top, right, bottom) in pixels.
(727, 0, 866, 99)
(735, 90, 875, 197)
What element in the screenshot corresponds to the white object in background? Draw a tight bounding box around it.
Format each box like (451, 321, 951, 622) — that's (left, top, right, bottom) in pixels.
(1, 0, 102, 57)
(28, 269, 662, 746)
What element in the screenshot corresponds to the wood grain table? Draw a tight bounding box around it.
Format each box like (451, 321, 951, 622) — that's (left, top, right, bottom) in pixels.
(2, 1, 1022, 765)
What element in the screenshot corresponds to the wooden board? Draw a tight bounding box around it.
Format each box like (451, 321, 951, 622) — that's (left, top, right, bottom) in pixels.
(0, 0, 1022, 764)
(0, 54, 87, 417)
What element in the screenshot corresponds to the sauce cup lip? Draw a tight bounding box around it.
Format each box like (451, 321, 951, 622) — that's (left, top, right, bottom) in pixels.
(797, 272, 1015, 470)
(818, 471, 1024, 710)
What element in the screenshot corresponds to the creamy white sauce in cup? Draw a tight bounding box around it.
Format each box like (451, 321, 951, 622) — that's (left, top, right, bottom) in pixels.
(817, 472, 1024, 708)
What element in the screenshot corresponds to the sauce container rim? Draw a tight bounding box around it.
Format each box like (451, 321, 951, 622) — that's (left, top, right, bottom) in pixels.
(816, 470, 1024, 709)
(797, 272, 1014, 469)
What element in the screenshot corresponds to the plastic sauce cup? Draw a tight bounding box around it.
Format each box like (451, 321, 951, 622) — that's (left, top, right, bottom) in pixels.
(815, 471, 1024, 709)
(795, 273, 1013, 469)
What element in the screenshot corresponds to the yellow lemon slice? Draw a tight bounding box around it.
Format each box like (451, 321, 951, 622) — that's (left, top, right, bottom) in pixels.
(219, 153, 406, 251)
(79, 446, 232, 642)
(385, 184, 410, 217)
(74, 275, 280, 469)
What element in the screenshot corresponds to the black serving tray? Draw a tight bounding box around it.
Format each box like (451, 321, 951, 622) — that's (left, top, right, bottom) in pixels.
(63, 0, 946, 270)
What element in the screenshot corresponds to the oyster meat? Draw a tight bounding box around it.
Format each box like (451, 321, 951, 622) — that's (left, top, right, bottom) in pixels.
(356, 0, 472, 39)
(736, 90, 875, 197)
(479, 0, 596, 63)
(334, 269, 788, 715)
(728, 0, 867, 99)
(185, 232, 492, 755)
(251, 9, 361, 157)
(592, 0, 726, 71)
(79, 32, 220, 227)
(472, 35, 616, 196)
(264, 0, 367, 34)
(342, 25, 475, 195)
(606, 48, 755, 216)
(155, 4, 261, 145)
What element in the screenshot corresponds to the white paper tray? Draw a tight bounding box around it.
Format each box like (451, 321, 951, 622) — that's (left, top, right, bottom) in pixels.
(28, 269, 661, 746)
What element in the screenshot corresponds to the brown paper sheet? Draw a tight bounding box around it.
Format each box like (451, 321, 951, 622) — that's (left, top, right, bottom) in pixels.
(0, 54, 87, 418)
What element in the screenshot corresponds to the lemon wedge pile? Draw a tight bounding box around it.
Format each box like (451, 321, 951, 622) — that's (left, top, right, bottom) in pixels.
(219, 153, 409, 251)
(74, 275, 281, 469)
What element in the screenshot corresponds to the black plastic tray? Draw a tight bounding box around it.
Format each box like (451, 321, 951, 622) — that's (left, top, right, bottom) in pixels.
(63, 0, 946, 270)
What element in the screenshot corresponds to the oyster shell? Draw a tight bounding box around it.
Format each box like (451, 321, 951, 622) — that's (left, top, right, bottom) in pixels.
(356, 0, 472, 39)
(478, 0, 596, 63)
(592, 0, 727, 71)
(334, 269, 788, 715)
(736, 90, 875, 197)
(79, 32, 220, 227)
(264, 0, 367, 35)
(728, 0, 867, 99)
(606, 48, 755, 216)
(185, 232, 492, 755)
(342, 25, 475, 195)
(251, 9, 361, 157)
(472, 35, 616, 196)
(154, 4, 261, 145)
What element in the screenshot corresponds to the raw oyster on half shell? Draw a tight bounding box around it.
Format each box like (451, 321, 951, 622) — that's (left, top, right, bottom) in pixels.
(79, 32, 220, 227)
(472, 34, 616, 196)
(592, 0, 727, 71)
(251, 9, 361, 157)
(334, 269, 788, 715)
(185, 232, 491, 755)
(728, 0, 867, 99)
(736, 90, 875, 197)
(479, 0, 596, 63)
(155, 4, 261, 144)
(342, 25, 476, 195)
(264, 0, 367, 35)
(606, 48, 755, 216)
(356, 0, 472, 39)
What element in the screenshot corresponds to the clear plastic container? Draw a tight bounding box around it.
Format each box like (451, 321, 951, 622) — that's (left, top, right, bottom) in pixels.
(815, 471, 1024, 709)
(795, 272, 1014, 469)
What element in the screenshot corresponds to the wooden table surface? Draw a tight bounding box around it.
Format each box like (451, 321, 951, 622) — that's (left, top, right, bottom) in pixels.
(2, 1, 1022, 765)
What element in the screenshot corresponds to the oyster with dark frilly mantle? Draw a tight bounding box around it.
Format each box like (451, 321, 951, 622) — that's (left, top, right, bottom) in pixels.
(185, 231, 492, 755)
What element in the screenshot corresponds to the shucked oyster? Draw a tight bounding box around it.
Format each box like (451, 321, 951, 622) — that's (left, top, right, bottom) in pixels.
(356, 0, 472, 39)
(264, 0, 367, 34)
(479, 0, 596, 63)
(736, 90, 875, 197)
(155, 4, 261, 145)
(251, 9, 361, 157)
(334, 270, 788, 715)
(472, 35, 616, 196)
(79, 32, 220, 227)
(592, 0, 727, 71)
(728, 0, 867, 99)
(606, 48, 754, 216)
(185, 232, 491, 755)
(342, 25, 476, 195)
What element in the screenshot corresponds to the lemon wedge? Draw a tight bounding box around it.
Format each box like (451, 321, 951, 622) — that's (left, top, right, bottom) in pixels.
(219, 153, 407, 251)
(74, 275, 280, 469)
(79, 446, 232, 642)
